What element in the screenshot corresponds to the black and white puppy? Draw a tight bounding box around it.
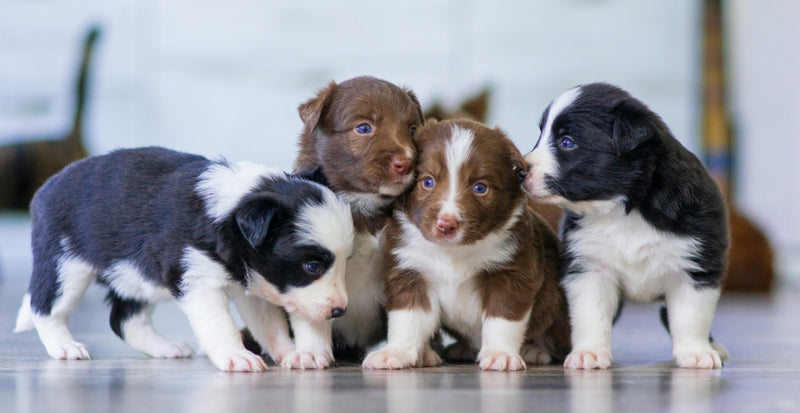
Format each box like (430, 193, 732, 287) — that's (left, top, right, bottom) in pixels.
(13, 147, 354, 372)
(522, 83, 729, 369)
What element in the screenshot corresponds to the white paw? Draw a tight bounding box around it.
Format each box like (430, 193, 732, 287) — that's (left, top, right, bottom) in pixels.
(564, 350, 612, 370)
(419, 346, 442, 367)
(280, 351, 333, 370)
(520, 344, 552, 365)
(146, 342, 194, 359)
(477, 350, 526, 371)
(46, 341, 91, 360)
(209, 349, 268, 372)
(266, 340, 295, 365)
(363, 347, 416, 370)
(674, 347, 723, 369)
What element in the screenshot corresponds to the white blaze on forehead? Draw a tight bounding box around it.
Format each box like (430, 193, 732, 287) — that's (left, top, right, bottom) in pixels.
(524, 86, 582, 197)
(440, 125, 475, 219)
(196, 161, 283, 223)
(295, 187, 355, 258)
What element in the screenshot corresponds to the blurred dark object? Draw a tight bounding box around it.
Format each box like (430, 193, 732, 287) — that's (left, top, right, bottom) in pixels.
(423, 88, 491, 122)
(0, 26, 100, 211)
(701, 0, 774, 292)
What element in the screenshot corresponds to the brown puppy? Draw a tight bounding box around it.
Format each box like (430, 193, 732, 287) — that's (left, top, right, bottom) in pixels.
(294, 76, 424, 360)
(363, 119, 570, 370)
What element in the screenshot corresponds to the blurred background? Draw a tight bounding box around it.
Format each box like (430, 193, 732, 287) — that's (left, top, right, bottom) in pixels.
(0, 0, 798, 288)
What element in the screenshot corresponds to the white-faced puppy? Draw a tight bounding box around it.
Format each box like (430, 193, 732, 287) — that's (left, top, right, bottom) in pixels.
(363, 119, 570, 371)
(292, 76, 424, 360)
(13, 147, 354, 372)
(523, 83, 729, 369)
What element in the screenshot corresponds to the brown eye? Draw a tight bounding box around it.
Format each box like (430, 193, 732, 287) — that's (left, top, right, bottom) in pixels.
(409, 125, 417, 136)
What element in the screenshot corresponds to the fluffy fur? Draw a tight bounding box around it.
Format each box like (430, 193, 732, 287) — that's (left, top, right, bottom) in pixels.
(363, 119, 570, 371)
(292, 76, 424, 360)
(522, 83, 729, 369)
(14, 147, 354, 372)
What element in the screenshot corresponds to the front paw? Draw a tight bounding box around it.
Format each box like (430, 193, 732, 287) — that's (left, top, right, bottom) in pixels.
(564, 350, 612, 370)
(209, 349, 268, 372)
(46, 341, 92, 360)
(363, 347, 416, 370)
(280, 351, 333, 370)
(477, 349, 526, 371)
(674, 347, 723, 369)
(520, 343, 552, 365)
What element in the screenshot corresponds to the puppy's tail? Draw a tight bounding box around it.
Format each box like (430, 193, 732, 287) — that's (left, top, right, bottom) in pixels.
(13, 294, 35, 333)
(659, 305, 729, 361)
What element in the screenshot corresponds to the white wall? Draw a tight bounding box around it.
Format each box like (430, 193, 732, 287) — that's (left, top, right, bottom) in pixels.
(0, 0, 700, 171)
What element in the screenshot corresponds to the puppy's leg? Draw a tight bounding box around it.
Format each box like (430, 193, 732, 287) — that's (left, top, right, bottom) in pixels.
(178, 286, 266, 372)
(30, 256, 96, 360)
(666, 280, 723, 369)
(233, 294, 295, 364)
(478, 315, 530, 371)
(563, 266, 619, 370)
(281, 313, 333, 370)
(362, 309, 441, 370)
(108, 294, 193, 358)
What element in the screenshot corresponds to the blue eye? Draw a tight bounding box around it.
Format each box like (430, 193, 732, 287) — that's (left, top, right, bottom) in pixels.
(422, 177, 435, 189)
(356, 124, 372, 134)
(558, 136, 576, 150)
(303, 261, 322, 274)
(473, 183, 488, 194)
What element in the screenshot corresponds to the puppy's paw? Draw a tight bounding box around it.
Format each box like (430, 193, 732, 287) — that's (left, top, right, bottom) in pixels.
(443, 340, 477, 362)
(520, 344, 552, 365)
(674, 347, 723, 369)
(147, 342, 194, 359)
(477, 349, 526, 371)
(362, 347, 416, 370)
(420, 346, 443, 367)
(280, 351, 332, 370)
(564, 350, 612, 370)
(209, 349, 268, 372)
(46, 341, 92, 360)
(266, 340, 296, 365)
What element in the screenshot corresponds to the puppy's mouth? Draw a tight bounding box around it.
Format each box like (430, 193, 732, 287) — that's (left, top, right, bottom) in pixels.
(378, 174, 415, 197)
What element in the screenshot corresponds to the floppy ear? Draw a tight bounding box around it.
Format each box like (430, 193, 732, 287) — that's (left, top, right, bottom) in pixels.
(405, 89, 425, 125)
(298, 81, 337, 130)
(295, 166, 330, 188)
(611, 98, 656, 154)
(235, 196, 280, 249)
(504, 134, 528, 184)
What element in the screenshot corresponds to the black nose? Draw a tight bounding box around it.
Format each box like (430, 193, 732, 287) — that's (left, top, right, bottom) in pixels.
(330, 307, 346, 319)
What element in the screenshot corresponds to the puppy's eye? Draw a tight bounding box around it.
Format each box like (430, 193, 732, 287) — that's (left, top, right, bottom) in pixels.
(473, 183, 488, 195)
(558, 136, 577, 150)
(355, 124, 372, 134)
(303, 261, 322, 275)
(409, 125, 417, 136)
(422, 177, 435, 189)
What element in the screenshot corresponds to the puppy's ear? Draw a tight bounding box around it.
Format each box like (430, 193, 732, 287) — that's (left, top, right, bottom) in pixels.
(406, 89, 425, 125)
(503, 134, 528, 184)
(235, 196, 280, 249)
(295, 166, 330, 188)
(611, 98, 656, 154)
(298, 81, 337, 130)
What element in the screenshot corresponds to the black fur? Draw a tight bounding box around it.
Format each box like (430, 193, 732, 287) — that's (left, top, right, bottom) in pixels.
(28, 146, 334, 337)
(538, 83, 728, 289)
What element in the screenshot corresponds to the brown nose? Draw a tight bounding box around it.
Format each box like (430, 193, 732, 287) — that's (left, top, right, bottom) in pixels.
(436, 214, 459, 236)
(392, 155, 413, 178)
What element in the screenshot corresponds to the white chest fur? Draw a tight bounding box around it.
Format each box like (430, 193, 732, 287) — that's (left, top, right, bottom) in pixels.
(566, 207, 702, 302)
(331, 229, 386, 348)
(392, 214, 518, 346)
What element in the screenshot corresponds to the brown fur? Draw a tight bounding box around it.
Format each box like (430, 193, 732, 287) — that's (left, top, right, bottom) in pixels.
(295, 76, 424, 234)
(423, 88, 491, 123)
(384, 119, 571, 361)
(0, 27, 99, 210)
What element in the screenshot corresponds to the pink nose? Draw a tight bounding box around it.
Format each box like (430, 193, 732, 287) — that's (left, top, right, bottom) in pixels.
(436, 214, 459, 236)
(392, 155, 412, 178)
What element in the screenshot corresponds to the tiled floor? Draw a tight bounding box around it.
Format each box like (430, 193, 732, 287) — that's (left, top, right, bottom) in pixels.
(2, 274, 799, 413)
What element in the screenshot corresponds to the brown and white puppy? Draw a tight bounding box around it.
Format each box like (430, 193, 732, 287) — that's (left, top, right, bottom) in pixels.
(362, 119, 570, 371)
(294, 76, 424, 359)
